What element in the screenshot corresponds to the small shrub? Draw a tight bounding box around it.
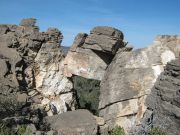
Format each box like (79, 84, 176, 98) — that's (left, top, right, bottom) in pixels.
(0, 124, 31, 135)
(17, 125, 27, 135)
(150, 127, 167, 135)
(73, 76, 100, 115)
(0, 126, 14, 135)
(108, 126, 125, 135)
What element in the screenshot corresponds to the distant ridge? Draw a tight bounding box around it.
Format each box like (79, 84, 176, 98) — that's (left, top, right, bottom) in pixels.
(61, 46, 70, 55)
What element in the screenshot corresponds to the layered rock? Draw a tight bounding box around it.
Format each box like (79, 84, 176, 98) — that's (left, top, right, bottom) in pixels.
(138, 58, 180, 135)
(29, 28, 75, 115)
(64, 26, 125, 80)
(0, 18, 44, 119)
(99, 35, 180, 134)
(0, 19, 76, 120)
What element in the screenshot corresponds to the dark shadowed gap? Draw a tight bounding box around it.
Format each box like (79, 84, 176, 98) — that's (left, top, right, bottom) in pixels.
(92, 50, 114, 65)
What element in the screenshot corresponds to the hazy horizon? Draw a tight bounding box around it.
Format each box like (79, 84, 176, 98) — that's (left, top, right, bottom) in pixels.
(0, 0, 180, 48)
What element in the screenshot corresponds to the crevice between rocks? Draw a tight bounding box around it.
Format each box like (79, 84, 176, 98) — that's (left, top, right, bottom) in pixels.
(72, 75, 101, 116)
(99, 94, 148, 111)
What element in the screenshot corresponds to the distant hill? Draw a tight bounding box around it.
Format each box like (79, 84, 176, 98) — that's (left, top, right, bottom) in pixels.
(61, 46, 70, 55)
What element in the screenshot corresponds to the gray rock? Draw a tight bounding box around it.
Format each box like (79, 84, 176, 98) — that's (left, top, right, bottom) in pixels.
(70, 33, 87, 52)
(47, 130, 58, 135)
(0, 25, 9, 34)
(139, 58, 180, 135)
(46, 28, 63, 43)
(83, 26, 125, 54)
(91, 26, 124, 39)
(45, 109, 98, 135)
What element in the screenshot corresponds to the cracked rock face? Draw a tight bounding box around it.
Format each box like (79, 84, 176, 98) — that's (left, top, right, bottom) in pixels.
(138, 58, 180, 135)
(26, 28, 76, 116)
(0, 18, 43, 119)
(32, 41, 76, 115)
(64, 26, 125, 80)
(99, 35, 180, 134)
(0, 19, 76, 119)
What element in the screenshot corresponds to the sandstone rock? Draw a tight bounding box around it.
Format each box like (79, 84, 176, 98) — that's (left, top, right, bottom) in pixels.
(45, 109, 98, 135)
(99, 35, 180, 133)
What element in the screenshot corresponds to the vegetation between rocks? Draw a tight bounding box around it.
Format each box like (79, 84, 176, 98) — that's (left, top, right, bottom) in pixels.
(150, 127, 167, 135)
(108, 126, 125, 135)
(0, 124, 31, 135)
(73, 76, 100, 115)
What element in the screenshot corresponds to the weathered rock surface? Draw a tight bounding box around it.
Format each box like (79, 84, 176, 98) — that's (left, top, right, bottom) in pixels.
(137, 58, 180, 135)
(0, 18, 75, 121)
(84, 26, 124, 54)
(27, 28, 76, 115)
(1, 18, 180, 135)
(0, 18, 43, 119)
(45, 109, 98, 135)
(64, 26, 125, 80)
(99, 35, 180, 134)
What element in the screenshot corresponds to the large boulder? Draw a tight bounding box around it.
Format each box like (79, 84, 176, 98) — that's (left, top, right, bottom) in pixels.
(84, 26, 124, 54)
(45, 109, 98, 135)
(99, 35, 180, 134)
(64, 27, 126, 80)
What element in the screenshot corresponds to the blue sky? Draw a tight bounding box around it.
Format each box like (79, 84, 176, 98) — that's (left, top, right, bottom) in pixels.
(0, 0, 180, 48)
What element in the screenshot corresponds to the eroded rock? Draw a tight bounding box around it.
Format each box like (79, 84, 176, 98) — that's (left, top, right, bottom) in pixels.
(137, 58, 180, 135)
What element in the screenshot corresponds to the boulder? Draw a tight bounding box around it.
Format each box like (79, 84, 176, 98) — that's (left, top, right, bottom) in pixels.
(83, 26, 124, 54)
(99, 35, 180, 134)
(64, 27, 126, 80)
(45, 109, 98, 135)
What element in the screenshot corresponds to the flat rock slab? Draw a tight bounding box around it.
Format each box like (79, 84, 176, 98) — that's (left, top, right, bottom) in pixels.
(45, 109, 98, 135)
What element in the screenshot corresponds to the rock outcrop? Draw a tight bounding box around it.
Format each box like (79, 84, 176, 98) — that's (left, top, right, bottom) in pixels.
(139, 58, 180, 135)
(99, 35, 180, 134)
(0, 18, 76, 121)
(0, 18, 44, 120)
(1, 18, 180, 135)
(26, 28, 76, 116)
(64, 26, 125, 80)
